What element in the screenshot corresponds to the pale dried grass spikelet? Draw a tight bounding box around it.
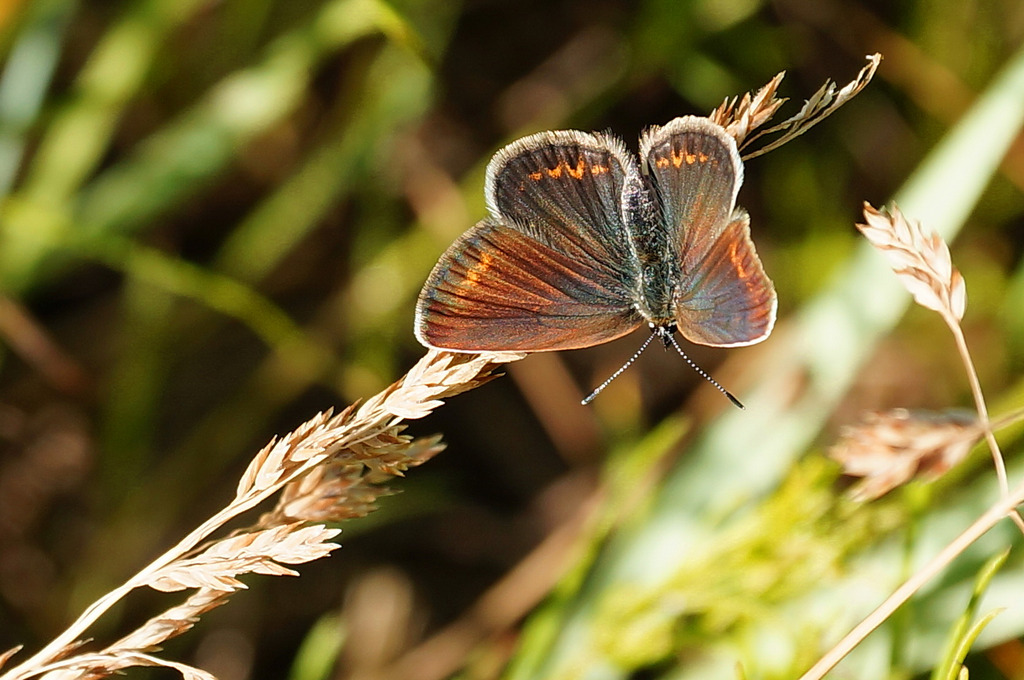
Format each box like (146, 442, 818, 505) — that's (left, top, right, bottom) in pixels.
(256, 349, 522, 527)
(711, 53, 881, 160)
(107, 589, 229, 653)
(829, 408, 981, 501)
(709, 71, 787, 148)
(267, 433, 443, 525)
(0, 349, 521, 680)
(146, 524, 342, 592)
(40, 652, 217, 680)
(858, 202, 967, 323)
(37, 591, 230, 680)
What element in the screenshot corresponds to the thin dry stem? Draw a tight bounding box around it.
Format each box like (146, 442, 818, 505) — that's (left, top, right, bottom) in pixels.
(946, 319, 1023, 530)
(0, 350, 522, 680)
(799, 478, 1024, 680)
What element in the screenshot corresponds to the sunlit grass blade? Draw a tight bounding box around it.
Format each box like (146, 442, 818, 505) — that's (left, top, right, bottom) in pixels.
(932, 549, 1009, 680)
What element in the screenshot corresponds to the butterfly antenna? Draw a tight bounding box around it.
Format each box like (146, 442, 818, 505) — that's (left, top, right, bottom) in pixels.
(664, 332, 744, 409)
(581, 332, 657, 405)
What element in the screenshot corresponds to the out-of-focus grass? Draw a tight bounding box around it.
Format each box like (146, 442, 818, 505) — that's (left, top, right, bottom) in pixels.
(0, 2, 1022, 680)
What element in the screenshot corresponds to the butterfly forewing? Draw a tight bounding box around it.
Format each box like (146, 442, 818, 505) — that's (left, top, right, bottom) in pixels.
(487, 130, 639, 274)
(416, 131, 646, 352)
(641, 117, 777, 347)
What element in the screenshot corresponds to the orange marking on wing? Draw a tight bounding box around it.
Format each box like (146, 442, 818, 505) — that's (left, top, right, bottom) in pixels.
(529, 157, 599, 180)
(728, 240, 756, 289)
(728, 240, 744, 273)
(465, 252, 494, 287)
(655, 156, 670, 168)
(566, 158, 586, 179)
(685, 152, 697, 164)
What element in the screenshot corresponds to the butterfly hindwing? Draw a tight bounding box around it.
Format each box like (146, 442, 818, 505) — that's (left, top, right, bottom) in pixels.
(668, 211, 776, 346)
(416, 219, 642, 351)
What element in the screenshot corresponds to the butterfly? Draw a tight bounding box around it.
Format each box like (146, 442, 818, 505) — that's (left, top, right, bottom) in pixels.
(414, 116, 776, 404)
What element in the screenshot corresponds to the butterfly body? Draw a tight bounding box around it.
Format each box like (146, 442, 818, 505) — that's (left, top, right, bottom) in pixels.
(622, 172, 677, 328)
(415, 116, 776, 357)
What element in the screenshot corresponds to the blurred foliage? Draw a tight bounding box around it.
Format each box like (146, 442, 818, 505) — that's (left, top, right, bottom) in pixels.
(0, 1, 1022, 680)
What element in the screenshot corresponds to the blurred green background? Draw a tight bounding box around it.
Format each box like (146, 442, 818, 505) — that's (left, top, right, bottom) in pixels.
(0, 1, 1023, 679)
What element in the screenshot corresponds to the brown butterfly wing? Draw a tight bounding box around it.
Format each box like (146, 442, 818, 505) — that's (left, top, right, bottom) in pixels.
(416, 131, 645, 352)
(416, 220, 642, 351)
(667, 211, 776, 346)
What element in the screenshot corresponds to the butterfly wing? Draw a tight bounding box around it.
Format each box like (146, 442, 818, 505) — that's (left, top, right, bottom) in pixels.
(640, 116, 776, 347)
(416, 219, 643, 351)
(416, 131, 643, 352)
